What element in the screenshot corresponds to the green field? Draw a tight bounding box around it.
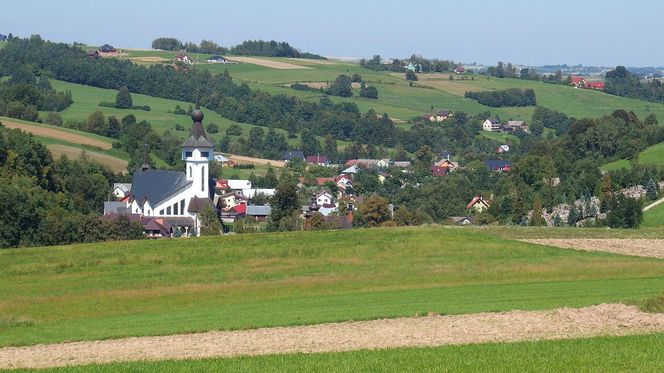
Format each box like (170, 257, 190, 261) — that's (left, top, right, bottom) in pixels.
(99, 50, 664, 123)
(2, 226, 664, 347)
(601, 141, 664, 171)
(25, 333, 664, 372)
(644, 202, 664, 227)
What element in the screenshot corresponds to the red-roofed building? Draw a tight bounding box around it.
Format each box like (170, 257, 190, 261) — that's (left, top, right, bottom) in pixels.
(466, 196, 491, 212)
(431, 166, 449, 177)
(585, 81, 605, 90)
(232, 204, 247, 214)
(306, 155, 329, 166)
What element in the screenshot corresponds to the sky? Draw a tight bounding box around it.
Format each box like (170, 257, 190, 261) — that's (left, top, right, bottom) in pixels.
(2, 0, 662, 67)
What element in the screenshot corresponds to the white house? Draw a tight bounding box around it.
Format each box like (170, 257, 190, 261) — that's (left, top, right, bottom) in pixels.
(206, 55, 228, 64)
(482, 118, 502, 132)
(127, 109, 214, 236)
(112, 183, 132, 199)
(316, 191, 334, 206)
(342, 165, 359, 174)
(214, 153, 230, 165)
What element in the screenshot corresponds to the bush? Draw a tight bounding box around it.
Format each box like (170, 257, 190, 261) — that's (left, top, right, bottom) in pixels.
(174, 123, 185, 131)
(98, 101, 116, 108)
(226, 124, 243, 136)
(130, 105, 151, 111)
(44, 112, 63, 126)
(290, 83, 316, 92)
(115, 86, 133, 109)
(206, 122, 219, 134)
(173, 105, 187, 115)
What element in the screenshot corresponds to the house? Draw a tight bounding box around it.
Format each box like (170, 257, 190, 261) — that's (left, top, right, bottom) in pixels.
(483, 118, 502, 132)
(453, 66, 466, 74)
(406, 62, 421, 72)
(220, 204, 246, 224)
(216, 179, 252, 192)
(569, 76, 586, 87)
(0, 34, 7, 42)
(126, 108, 215, 236)
(484, 160, 512, 172)
(585, 81, 605, 90)
(99, 44, 117, 54)
(342, 164, 359, 174)
(305, 155, 329, 166)
(86, 50, 100, 59)
(283, 150, 305, 162)
(393, 161, 412, 169)
(448, 216, 475, 225)
(431, 166, 449, 177)
(503, 120, 529, 133)
(315, 191, 334, 206)
(174, 53, 193, 65)
(206, 55, 228, 64)
(423, 114, 436, 122)
(436, 110, 453, 122)
(213, 153, 231, 165)
(466, 196, 491, 212)
(435, 159, 459, 171)
(112, 183, 132, 199)
(497, 145, 510, 154)
(335, 175, 353, 190)
(240, 188, 276, 199)
(246, 205, 271, 221)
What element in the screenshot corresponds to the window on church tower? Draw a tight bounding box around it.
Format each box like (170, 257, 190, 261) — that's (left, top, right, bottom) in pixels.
(201, 166, 205, 191)
(201, 151, 209, 158)
(185, 151, 192, 158)
(189, 166, 192, 177)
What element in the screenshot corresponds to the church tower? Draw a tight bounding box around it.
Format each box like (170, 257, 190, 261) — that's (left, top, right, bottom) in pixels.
(181, 108, 214, 198)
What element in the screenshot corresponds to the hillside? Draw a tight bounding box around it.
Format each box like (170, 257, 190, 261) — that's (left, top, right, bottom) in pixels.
(111, 49, 664, 122)
(2, 226, 664, 347)
(644, 201, 664, 227)
(602, 140, 664, 171)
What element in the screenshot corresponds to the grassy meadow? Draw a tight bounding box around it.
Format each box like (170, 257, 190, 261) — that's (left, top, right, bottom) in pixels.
(644, 202, 664, 227)
(23, 333, 664, 372)
(601, 140, 664, 171)
(2, 226, 664, 347)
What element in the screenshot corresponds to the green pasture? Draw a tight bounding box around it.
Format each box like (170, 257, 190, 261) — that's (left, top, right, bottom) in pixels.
(644, 202, 664, 227)
(26, 333, 664, 372)
(2, 226, 664, 347)
(601, 141, 664, 171)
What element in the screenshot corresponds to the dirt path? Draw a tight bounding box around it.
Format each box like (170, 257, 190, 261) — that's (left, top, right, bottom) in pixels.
(2, 304, 664, 369)
(228, 154, 285, 168)
(644, 197, 664, 212)
(1, 119, 112, 149)
(525, 239, 664, 259)
(225, 56, 312, 70)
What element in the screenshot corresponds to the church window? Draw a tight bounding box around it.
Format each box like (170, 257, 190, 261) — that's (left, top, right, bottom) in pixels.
(159, 209, 164, 215)
(174, 202, 179, 215)
(166, 206, 171, 215)
(180, 199, 185, 214)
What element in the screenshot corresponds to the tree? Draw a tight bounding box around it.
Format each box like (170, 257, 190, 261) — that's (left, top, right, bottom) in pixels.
(328, 75, 353, 97)
(530, 197, 546, 226)
(351, 73, 362, 83)
(299, 128, 320, 156)
(405, 70, 418, 81)
(606, 195, 643, 228)
(357, 195, 391, 227)
(206, 122, 219, 134)
(414, 145, 434, 179)
(199, 205, 222, 235)
(393, 206, 421, 226)
(267, 176, 300, 231)
(359, 82, 378, 99)
(308, 212, 329, 230)
(646, 179, 658, 200)
(323, 134, 337, 158)
(115, 86, 133, 109)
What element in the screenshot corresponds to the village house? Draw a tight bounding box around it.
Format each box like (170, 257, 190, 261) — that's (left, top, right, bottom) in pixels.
(98, 44, 117, 54)
(213, 153, 231, 165)
(453, 66, 466, 74)
(335, 175, 353, 191)
(174, 53, 193, 65)
(503, 120, 529, 133)
(448, 216, 475, 225)
(569, 76, 605, 90)
(436, 110, 453, 122)
(112, 183, 132, 199)
(431, 166, 449, 177)
(342, 164, 360, 174)
(283, 150, 305, 162)
(482, 118, 502, 132)
(206, 55, 228, 64)
(497, 145, 510, 154)
(466, 196, 491, 213)
(246, 205, 271, 221)
(484, 159, 512, 172)
(0, 34, 7, 42)
(435, 159, 459, 171)
(305, 155, 330, 166)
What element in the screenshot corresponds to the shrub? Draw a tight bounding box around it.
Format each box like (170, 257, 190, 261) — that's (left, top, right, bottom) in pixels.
(115, 86, 133, 109)
(464, 88, 536, 107)
(44, 112, 63, 126)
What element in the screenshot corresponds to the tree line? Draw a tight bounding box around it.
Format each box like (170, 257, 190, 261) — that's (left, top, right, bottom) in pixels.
(464, 88, 536, 107)
(151, 37, 324, 59)
(0, 65, 72, 121)
(604, 66, 664, 104)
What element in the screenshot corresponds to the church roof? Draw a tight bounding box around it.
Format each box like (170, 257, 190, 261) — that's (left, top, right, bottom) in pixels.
(182, 109, 214, 148)
(130, 169, 191, 206)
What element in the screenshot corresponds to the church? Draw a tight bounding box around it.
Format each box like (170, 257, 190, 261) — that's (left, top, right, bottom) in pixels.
(127, 108, 215, 236)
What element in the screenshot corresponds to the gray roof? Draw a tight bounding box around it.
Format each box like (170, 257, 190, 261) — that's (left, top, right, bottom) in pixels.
(113, 183, 132, 193)
(104, 201, 129, 215)
(130, 169, 191, 206)
(181, 110, 214, 148)
(246, 205, 272, 216)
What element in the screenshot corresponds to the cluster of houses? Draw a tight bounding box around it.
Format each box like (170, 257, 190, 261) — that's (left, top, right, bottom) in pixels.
(423, 110, 454, 123)
(0, 34, 8, 42)
(172, 54, 229, 65)
(482, 118, 529, 133)
(569, 76, 605, 90)
(86, 44, 119, 59)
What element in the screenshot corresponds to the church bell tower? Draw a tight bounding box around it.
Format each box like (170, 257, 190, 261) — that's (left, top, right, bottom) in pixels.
(181, 107, 214, 198)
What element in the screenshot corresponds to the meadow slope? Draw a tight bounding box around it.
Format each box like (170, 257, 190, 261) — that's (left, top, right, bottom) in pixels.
(2, 226, 664, 347)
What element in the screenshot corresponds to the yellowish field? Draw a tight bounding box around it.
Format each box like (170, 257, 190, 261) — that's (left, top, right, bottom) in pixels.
(47, 144, 128, 173)
(1, 120, 112, 149)
(225, 56, 312, 70)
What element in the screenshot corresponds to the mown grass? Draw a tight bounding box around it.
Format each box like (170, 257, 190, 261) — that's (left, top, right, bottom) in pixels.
(2, 226, 664, 347)
(468, 225, 664, 239)
(601, 141, 664, 171)
(20, 333, 664, 372)
(643, 202, 664, 227)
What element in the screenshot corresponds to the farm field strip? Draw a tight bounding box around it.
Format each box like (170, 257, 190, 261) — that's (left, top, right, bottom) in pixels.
(1, 303, 663, 369)
(225, 56, 313, 69)
(524, 239, 664, 259)
(46, 144, 128, 173)
(0, 118, 112, 149)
